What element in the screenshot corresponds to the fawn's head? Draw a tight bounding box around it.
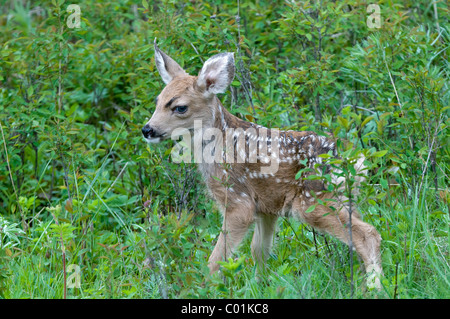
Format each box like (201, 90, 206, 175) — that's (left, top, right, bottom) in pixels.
(142, 44, 235, 143)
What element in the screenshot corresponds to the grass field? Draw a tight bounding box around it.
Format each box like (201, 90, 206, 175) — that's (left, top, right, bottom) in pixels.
(2, 182, 449, 299)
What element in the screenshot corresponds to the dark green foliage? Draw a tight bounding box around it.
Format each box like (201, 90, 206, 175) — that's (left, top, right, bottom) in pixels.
(0, 0, 448, 298)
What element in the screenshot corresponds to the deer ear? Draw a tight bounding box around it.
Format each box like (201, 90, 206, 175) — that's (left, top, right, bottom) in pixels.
(154, 43, 187, 84)
(197, 52, 235, 95)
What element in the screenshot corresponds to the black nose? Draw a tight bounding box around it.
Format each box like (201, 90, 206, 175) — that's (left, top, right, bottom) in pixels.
(142, 124, 154, 138)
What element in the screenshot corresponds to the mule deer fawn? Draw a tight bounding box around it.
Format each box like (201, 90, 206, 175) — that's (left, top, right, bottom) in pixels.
(142, 43, 383, 290)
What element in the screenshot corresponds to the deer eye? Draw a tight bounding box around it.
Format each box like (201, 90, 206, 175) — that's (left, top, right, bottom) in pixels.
(174, 105, 188, 114)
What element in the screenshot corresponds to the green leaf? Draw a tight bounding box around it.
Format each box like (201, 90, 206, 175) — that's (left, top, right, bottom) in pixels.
(372, 150, 388, 157)
(360, 116, 374, 128)
(337, 116, 349, 130)
(305, 204, 317, 214)
(342, 106, 351, 115)
(27, 86, 33, 97)
(380, 178, 388, 189)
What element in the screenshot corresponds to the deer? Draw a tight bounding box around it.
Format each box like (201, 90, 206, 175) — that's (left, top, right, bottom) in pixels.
(142, 43, 383, 290)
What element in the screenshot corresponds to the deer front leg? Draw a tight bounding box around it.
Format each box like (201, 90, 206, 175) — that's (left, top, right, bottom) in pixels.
(208, 203, 255, 273)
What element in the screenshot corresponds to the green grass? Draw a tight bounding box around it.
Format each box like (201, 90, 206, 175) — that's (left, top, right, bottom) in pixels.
(1, 178, 448, 299)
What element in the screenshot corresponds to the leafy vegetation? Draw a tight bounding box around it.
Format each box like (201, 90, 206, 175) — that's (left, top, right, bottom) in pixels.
(0, 0, 448, 299)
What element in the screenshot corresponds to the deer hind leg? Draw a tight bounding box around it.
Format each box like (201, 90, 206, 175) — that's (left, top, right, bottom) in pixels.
(208, 201, 256, 274)
(251, 213, 278, 266)
(293, 198, 382, 289)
